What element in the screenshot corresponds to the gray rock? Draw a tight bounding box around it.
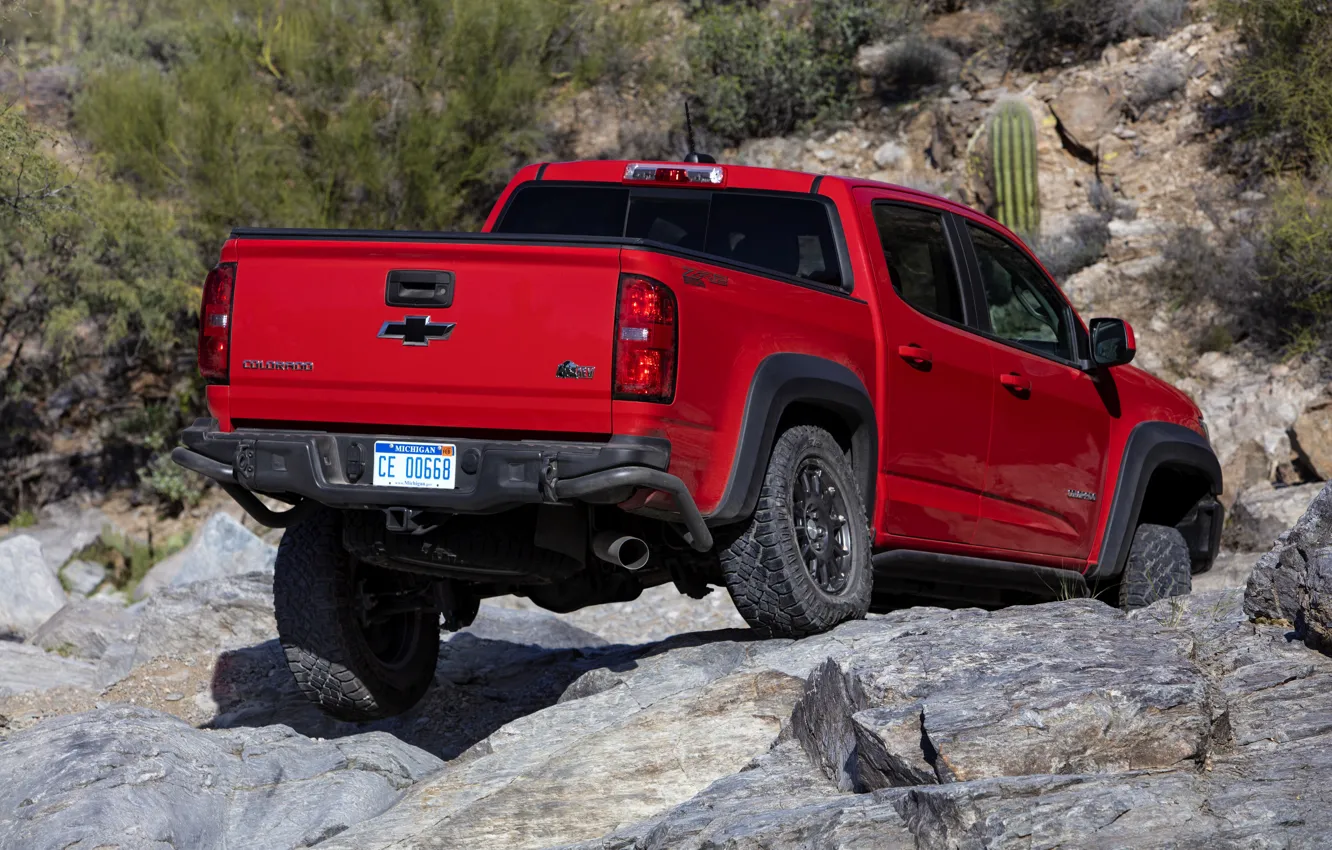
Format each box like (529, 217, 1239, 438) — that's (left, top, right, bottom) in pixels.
(792, 602, 1211, 790)
(0, 536, 66, 639)
(320, 670, 806, 850)
(0, 706, 443, 850)
(873, 139, 907, 169)
(466, 604, 608, 649)
(0, 642, 96, 697)
(4, 502, 110, 575)
(1246, 481, 1332, 624)
(1225, 481, 1326, 552)
(896, 736, 1332, 849)
(134, 512, 276, 600)
(28, 597, 132, 661)
(58, 559, 105, 597)
(1192, 550, 1262, 592)
(98, 572, 277, 687)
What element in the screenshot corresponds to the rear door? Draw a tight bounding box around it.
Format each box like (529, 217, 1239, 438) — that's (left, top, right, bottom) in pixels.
(227, 237, 622, 434)
(858, 192, 994, 545)
(959, 221, 1112, 559)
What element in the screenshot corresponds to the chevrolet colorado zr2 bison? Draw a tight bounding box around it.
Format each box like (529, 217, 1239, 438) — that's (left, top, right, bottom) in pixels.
(173, 158, 1223, 721)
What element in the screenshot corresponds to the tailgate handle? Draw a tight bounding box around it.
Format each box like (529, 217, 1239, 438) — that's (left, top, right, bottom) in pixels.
(386, 270, 454, 308)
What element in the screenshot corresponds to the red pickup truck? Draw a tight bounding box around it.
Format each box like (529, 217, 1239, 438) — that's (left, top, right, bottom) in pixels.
(174, 158, 1223, 720)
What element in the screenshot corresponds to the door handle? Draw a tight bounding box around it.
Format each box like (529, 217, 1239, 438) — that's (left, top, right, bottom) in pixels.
(999, 372, 1032, 393)
(897, 344, 933, 364)
(386, 270, 455, 308)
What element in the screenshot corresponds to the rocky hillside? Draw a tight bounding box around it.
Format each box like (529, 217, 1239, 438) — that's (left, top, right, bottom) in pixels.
(1, 0, 1327, 581)
(0, 482, 1330, 848)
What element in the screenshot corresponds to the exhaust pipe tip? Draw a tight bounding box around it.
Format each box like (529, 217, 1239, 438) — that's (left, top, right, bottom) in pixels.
(592, 531, 650, 571)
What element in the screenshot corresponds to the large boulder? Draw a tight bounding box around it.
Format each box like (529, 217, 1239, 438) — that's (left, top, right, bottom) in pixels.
(1293, 397, 1332, 480)
(1245, 482, 1332, 634)
(0, 707, 443, 850)
(0, 642, 96, 697)
(1225, 481, 1327, 552)
(1047, 83, 1125, 160)
(790, 601, 1210, 792)
(4, 502, 110, 575)
(28, 597, 133, 661)
(0, 536, 66, 639)
(99, 572, 278, 687)
(134, 512, 276, 600)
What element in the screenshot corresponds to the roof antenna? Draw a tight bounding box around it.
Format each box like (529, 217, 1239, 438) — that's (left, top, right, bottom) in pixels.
(683, 102, 716, 164)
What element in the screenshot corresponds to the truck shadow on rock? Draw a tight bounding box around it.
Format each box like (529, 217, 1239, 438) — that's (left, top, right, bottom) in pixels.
(206, 608, 758, 760)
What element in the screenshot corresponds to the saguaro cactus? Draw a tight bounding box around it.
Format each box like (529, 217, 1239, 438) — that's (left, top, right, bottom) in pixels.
(989, 100, 1040, 238)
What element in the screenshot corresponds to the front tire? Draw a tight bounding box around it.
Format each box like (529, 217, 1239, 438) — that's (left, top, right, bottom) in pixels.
(1118, 523, 1192, 611)
(274, 508, 439, 721)
(720, 425, 872, 637)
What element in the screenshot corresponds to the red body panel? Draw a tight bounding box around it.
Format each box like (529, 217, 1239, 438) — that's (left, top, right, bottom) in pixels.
(208, 159, 1209, 577)
(224, 238, 620, 434)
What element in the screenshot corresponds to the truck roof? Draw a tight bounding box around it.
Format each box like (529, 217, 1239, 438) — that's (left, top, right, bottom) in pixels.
(526, 159, 978, 213)
(494, 158, 1001, 237)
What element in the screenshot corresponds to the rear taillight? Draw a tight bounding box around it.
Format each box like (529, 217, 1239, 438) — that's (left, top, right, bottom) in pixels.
(614, 274, 677, 402)
(198, 263, 236, 383)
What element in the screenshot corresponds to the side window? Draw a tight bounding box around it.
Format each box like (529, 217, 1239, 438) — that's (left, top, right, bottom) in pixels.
(967, 224, 1075, 361)
(871, 204, 965, 324)
(704, 193, 843, 287)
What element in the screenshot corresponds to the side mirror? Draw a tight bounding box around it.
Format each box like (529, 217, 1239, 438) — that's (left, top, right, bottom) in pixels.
(1089, 318, 1136, 368)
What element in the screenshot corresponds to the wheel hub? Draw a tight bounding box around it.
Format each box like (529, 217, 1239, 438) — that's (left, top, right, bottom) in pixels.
(793, 459, 853, 595)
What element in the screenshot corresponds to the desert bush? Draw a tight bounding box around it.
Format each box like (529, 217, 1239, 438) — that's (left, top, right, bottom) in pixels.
(689, 0, 921, 142)
(1216, 0, 1332, 171)
(688, 5, 829, 142)
(138, 453, 204, 514)
(1256, 183, 1332, 352)
(1158, 184, 1331, 357)
(869, 36, 959, 96)
(1130, 53, 1188, 113)
(1000, 0, 1187, 69)
(74, 0, 657, 246)
(1033, 215, 1111, 282)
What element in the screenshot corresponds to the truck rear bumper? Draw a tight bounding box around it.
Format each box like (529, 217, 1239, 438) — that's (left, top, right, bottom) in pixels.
(174, 419, 713, 550)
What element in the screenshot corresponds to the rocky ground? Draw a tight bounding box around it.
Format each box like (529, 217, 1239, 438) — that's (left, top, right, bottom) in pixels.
(0, 483, 1329, 849)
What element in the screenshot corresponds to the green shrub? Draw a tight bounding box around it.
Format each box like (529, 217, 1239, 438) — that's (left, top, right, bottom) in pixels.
(1158, 185, 1331, 357)
(689, 0, 920, 142)
(1000, 0, 1187, 69)
(1257, 183, 1332, 350)
(73, 0, 657, 247)
(1216, 0, 1332, 170)
(75, 525, 190, 594)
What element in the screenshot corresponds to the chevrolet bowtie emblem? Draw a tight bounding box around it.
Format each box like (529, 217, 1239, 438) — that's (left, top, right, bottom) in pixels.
(377, 315, 455, 347)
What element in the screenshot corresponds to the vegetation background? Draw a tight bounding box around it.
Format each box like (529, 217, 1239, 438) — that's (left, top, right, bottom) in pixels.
(0, 0, 1328, 530)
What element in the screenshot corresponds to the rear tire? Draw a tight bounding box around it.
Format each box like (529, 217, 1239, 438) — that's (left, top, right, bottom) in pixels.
(720, 425, 872, 637)
(1118, 523, 1192, 611)
(274, 508, 439, 721)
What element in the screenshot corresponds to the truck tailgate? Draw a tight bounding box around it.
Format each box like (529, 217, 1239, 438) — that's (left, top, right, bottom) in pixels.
(226, 237, 620, 434)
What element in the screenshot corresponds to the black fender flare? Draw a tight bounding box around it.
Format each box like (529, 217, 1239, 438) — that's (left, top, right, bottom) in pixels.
(1090, 421, 1223, 579)
(707, 353, 877, 526)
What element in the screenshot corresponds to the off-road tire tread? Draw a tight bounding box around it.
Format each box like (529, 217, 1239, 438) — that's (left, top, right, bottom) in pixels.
(1119, 523, 1192, 611)
(274, 508, 438, 721)
(720, 425, 872, 638)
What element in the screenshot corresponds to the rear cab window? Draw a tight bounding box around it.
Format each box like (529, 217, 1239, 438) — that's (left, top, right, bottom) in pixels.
(494, 183, 845, 289)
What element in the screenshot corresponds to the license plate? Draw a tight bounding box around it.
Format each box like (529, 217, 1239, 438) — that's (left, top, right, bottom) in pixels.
(372, 441, 456, 489)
